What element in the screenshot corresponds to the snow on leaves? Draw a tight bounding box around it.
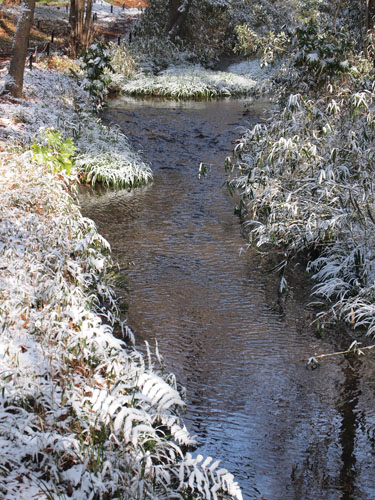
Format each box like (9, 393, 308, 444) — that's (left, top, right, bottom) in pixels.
(228, 81, 375, 336)
(0, 153, 242, 498)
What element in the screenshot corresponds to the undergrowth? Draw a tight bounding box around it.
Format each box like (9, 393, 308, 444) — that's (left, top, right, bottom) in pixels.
(227, 64, 375, 336)
(0, 65, 152, 189)
(116, 64, 257, 99)
(0, 151, 243, 500)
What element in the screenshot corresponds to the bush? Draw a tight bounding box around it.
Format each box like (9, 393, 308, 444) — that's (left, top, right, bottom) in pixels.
(227, 82, 375, 334)
(79, 41, 114, 110)
(32, 128, 75, 176)
(235, 25, 291, 66)
(293, 19, 355, 85)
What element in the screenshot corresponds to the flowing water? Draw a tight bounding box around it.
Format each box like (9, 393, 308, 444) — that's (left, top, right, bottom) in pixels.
(79, 96, 375, 500)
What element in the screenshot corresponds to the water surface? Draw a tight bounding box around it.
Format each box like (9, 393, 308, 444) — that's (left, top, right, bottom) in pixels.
(79, 96, 375, 500)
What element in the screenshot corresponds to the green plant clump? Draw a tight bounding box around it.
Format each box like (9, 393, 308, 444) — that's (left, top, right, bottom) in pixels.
(32, 128, 75, 175)
(79, 41, 114, 110)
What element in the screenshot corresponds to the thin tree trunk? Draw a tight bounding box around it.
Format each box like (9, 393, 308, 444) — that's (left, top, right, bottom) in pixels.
(367, 0, 375, 31)
(166, 0, 193, 43)
(360, 0, 364, 49)
(166, 0, 180, 34)
(83, 0, 93, 48)
(3, 0, 35, 97)
(69, 0, 93, 58)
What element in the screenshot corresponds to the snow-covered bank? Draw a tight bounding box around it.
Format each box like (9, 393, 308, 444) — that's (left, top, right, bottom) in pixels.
(228, 84, 375, 338)
(0, 65, 152, 188)
(109, 40, 281, 99)
(0, 74, 243, 500)
(115, 63, 259, 99)
(0, 33, 243, 500)
(0, 151, 238, 499)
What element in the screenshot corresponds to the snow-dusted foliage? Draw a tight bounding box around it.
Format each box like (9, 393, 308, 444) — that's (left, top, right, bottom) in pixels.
(118, 64, 257, 99)
(0, 66, 151, 189)
(115, 0, 360, 99)
(227, 80, 375, 335)
(79, 41, 114, 110)
(0, 152, 243, 499)
(133, 0, 324, 68)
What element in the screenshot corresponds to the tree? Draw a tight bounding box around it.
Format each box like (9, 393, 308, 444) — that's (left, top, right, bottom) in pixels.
(166, 0, 193, 42)
(3, 0, 35, 98)
(367, 0, 375, 31)
(69, 0, 94, 58)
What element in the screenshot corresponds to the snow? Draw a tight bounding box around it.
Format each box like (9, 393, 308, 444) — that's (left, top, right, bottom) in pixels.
(1, 2, 142, 23)
(0, 156, 202, 496)
(93, 0, 143, 20)
(0, 65, 152, 188)
(116, 58, 281, 100)
(0, 8, 243, 499)
(306, 52, 319, 62)
(119, 63, 258, 99)
(227, 58, 282, 83)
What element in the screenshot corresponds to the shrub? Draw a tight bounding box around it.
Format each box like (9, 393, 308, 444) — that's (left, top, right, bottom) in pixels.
(293, 19, 355, 85)
(79, 41, 114, 110)
(227, 83, 375, 334)
(32, 128, 75, 176)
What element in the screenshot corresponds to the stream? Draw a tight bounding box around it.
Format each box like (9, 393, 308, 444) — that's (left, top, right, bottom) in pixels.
(79, 96, 375, 500)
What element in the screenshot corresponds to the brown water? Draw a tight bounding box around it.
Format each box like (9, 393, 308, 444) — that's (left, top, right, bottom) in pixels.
(79, 96, 375, 500)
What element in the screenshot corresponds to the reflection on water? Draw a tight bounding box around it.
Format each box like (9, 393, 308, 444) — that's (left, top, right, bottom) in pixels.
(80, 96, 375, 500)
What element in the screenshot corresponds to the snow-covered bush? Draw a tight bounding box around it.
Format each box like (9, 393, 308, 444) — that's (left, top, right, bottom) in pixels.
(79, 41, 114, 110)
(134, 0, 232, 66)
(0, 67, 152, 189)
(292, 19, 355, 85)
(137, 0, 322, 64)
(235, 17, 356, 86)
(110, 41, 138, 80)
(128, 34, 187, 74)
(227, 79, 375, 335)
(235, 25, 290, 66)
(118, 64, 257, 99)
(0, 151, 243, 500)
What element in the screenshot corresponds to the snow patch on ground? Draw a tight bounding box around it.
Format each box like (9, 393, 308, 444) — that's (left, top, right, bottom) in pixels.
(227, 58, 282, 83)
(93, 0, 143, 20)
(1, 2, 142, 22)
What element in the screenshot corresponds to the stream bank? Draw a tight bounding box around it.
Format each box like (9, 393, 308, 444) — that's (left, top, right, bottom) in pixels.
(0, 63, 244, 499)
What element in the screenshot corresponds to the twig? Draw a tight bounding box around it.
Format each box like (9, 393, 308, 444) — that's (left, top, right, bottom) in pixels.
(312, 344, 375, 359)
(301, 341, 375, 369)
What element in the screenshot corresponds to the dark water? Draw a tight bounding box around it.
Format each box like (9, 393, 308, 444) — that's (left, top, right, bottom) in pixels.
(79, 96, 375, 500)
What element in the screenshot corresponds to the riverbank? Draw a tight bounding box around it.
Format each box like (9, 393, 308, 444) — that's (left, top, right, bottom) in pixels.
(3, 3, 374, 498)
(0, 62, 152, 187)
(0, 31, 245, 500)
(227, 73, 375, 341)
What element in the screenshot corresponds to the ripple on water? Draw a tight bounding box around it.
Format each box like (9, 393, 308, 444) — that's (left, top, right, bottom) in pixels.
(80, 96, 375, 500)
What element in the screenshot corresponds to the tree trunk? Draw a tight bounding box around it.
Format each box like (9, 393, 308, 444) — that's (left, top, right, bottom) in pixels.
(367, 0, 375, 31)
(69, 0, 93, 58)
(166, 0, 180, 33)
(166, 0, 193, 42)
(3, 0, 35, 98)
